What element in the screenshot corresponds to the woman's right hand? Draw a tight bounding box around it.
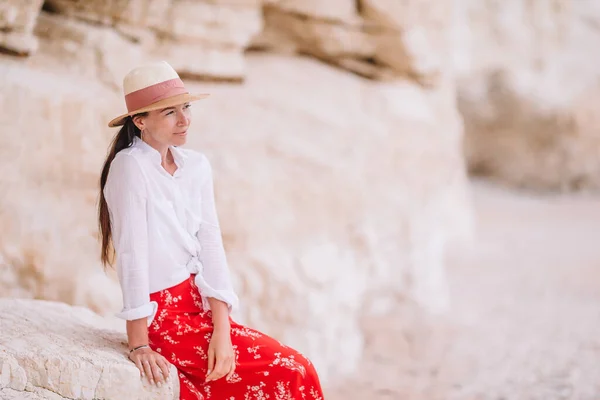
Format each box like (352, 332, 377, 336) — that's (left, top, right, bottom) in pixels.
(129, 347, 171, 387)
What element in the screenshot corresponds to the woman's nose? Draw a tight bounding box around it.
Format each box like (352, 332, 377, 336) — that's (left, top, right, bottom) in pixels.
(177, 111, 189, 126)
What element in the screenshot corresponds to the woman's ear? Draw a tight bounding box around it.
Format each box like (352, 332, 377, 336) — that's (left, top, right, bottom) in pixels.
(132, 114, 145, 131)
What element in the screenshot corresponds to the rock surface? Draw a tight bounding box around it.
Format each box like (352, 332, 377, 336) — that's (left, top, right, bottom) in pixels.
(254, 0, 451, 84)
(0, 57, 125, 317)
(0, 298, 178, 400)
(0, 0, 472, 390)
(455, 0, 600, 191)
(326, 181, 600, 399)
(0, 48, 471, 384)
(35, 0, 263, 81)
(184, 54, 471, 381)
(0, 0, 43, 55)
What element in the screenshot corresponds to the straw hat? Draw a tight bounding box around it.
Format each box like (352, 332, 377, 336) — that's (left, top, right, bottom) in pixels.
(108, 61, 209, 127)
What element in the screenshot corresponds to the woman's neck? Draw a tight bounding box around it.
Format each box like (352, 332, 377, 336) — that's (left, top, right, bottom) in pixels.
(142, 136, 174, 166)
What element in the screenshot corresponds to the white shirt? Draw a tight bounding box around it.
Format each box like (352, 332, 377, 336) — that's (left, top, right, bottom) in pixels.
(103, 135, 239, 325)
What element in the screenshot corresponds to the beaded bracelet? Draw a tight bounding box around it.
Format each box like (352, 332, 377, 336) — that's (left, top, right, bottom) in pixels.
(129, 344, 149, 354)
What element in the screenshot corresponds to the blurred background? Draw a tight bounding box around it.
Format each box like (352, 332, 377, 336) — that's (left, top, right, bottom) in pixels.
(1, 0, 600, 399)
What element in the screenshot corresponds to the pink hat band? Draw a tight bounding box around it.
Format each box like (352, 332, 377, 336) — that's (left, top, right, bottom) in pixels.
(108, 61, 209, 127)
(124, 78, 188, 112)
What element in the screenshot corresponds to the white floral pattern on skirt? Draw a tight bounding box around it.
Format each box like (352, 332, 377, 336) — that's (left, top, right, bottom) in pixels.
(148, 274, 324, 400)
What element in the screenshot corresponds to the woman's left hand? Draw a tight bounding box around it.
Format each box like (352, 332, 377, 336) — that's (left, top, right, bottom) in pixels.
(205, 327, 236, 383)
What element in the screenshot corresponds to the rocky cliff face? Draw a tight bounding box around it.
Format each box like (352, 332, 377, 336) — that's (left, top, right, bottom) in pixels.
(0, 0, 43, 55)
(0, 0, 472, 393)
(455, 0, 600, 191)
(39, 0, 262, 82)
(253, 0, 451, 85)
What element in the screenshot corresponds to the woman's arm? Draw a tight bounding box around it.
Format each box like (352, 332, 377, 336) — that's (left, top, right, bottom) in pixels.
(194, 154, 239, 312)
(104, 154, 169, 385)
(207, 297, 231, 332)
(205, 298, 235, 382)
(126, 318, 149, 351)
(195, 155, 238, 382)
(127, 318, 170, 386)
(105, 155, 157, 323)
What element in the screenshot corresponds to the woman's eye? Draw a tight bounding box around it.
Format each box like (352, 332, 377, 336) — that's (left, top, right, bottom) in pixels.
(165, 105, 189, 116)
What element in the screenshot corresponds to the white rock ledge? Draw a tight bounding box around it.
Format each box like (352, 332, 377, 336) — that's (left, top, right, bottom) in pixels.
(0, 299, 178, 400)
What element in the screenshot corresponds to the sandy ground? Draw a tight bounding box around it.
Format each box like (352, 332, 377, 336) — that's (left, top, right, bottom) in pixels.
(326, 181, 600, 400)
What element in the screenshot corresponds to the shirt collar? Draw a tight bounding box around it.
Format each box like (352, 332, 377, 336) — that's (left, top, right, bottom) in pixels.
(132, 135, 187, 169)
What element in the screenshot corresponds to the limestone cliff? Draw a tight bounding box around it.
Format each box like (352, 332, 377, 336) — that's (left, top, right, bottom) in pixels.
(0, 0, 472, 391)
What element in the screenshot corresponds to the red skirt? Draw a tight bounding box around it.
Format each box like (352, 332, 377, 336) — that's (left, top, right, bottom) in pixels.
(148, 274, 325, 400)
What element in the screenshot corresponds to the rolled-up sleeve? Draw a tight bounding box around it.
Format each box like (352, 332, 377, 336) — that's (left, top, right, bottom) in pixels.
(104, 154, 157, 325)
(195, 155, 239, 313)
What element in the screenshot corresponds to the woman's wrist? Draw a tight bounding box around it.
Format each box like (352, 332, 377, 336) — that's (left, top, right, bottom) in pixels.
(126, 319, 150, 354)
(206, 297, 231, 333)
(212, 320, 231, 333)
(129, 344, 150, 353)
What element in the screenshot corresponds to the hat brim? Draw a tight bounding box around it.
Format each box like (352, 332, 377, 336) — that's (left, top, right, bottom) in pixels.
(108, 93, 210, 127)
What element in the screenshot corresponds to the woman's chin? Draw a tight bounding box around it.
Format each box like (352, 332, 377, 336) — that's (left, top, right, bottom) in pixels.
(173, 133, 187, 144)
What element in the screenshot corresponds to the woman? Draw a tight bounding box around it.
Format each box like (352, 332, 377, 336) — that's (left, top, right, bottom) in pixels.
(98, 61, 324, 400)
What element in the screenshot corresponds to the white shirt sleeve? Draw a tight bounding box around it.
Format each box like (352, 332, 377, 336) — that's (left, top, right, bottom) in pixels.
(104, 153, 158, 325)
(194, 155, 240, 313)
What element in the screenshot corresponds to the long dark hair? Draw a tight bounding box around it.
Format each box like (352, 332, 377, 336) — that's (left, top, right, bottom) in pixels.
(98, 114, 147, 268)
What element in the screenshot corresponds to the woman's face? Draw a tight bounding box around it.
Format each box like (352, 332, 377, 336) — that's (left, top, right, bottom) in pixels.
(133, 103, 192, 147)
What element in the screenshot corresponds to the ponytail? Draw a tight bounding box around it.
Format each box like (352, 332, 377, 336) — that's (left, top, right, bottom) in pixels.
(98, 114, 146, 268)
